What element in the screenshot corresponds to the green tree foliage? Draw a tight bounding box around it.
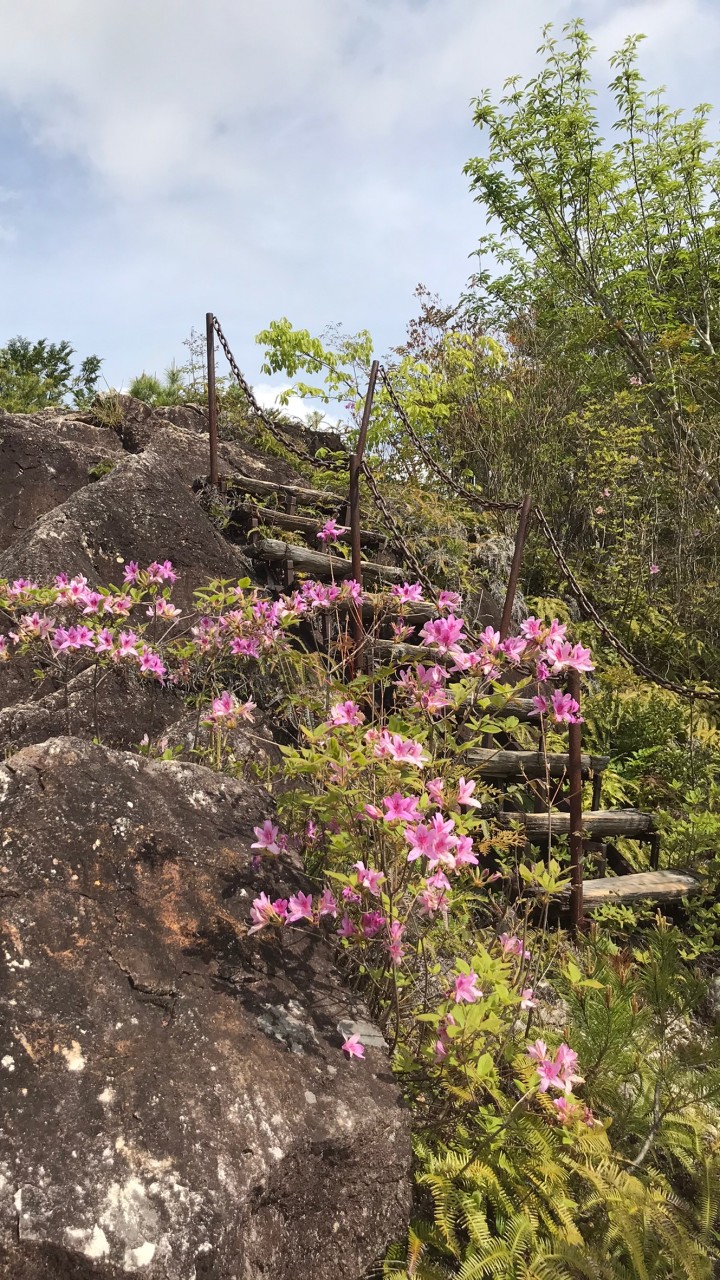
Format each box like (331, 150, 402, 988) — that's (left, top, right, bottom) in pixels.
(459, 20, 720, 683)
(0, 336, 102, 411)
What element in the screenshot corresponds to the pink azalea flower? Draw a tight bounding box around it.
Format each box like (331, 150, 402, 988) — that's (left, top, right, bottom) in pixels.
(319, 888, 337, 918)
(211, 690, 236, 718)
(454, 836, 478, 867)
(95, 628, 114, 652)
(649, 562, 660, 575)
(251, 820, 282, 856)
(391, 581, 424, 604)
(317, 518, 342, 543)
(520, 616, 545, 641)
(342, 885, 362, 904)
(426, 777, 445, 805)
(372, 730, 429, 767)
(353, 861, 385, 895)
(545, 620, 568, 643)
(530, 695, 549, 717)
(554, 1043, 584, 1094)
(361, 910, 385, 938)
(230, 636, 261, 658)
(147, 559, 177, 583)
(287, 891, 314, 923)
(341, 578, 363, 601)
(420, 614, 466, 654)
(338, 914, 356, 938)
(105, 594, 133, 616)
(117, 629, 140, 657)
(148, 598, 181, 619)
(456, 777, 481, 808)
(405, 822, 436, 862)
(391, 621, 415, 642)
(437, 589, 462, 612)
(342, 1034, 365, 1058)
(328, 700, 365, 727)
(383, 792, 422, 823)
(528, 1039, 549, 1063)
(545, 640, 595, 674)
(550, 689, 583, 725)
(363, 803, 383, 820)
(553, 1096, 574, 1122)
(499, 933, 530, 960)
(453, 971, 483, 1004)
(249, 893, 288, 933)
(520, 988, 537, 1010)
(138, 650, 166, 681)
(500, 635, 527, 664)
(123, 561, 140, 584)
(386, 919, 406, 966)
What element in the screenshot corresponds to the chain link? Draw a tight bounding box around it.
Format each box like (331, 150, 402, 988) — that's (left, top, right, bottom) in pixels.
(212, 317, 347, 474)
(378, 366, 522, 516)
(360, 460, 438, 601)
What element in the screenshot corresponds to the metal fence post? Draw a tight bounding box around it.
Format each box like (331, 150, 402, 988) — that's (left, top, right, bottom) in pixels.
(349, 360, 380, 663)
(567, 668, 584, 931)
(206, 312, 219, 488)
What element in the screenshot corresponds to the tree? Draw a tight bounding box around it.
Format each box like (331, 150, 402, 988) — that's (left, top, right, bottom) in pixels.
(0, 336, 102, 411)
(458, 20, 720, 682)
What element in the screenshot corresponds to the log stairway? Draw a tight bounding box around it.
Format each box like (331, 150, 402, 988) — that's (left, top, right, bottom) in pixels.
(215, 468, 700, 916)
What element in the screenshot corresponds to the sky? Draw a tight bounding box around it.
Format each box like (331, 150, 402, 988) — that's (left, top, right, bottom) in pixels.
(1, 0, 720, 412)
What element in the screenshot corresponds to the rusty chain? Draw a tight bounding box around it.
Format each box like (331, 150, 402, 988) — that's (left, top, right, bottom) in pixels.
(377, 365, 522, 516)
(212, 317, 346, 474)
(360, 460, 439, 601)
(208, 334, 720, 703)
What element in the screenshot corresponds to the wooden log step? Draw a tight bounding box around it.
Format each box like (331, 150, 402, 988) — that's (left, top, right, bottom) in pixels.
(235, 502, 386, 547)
(576, 870, 699, 908)
(222, 473, 346, 507)
(512, 808, 654, 840)
(249, 538, 406, 584)
(468, 748, 610, 779)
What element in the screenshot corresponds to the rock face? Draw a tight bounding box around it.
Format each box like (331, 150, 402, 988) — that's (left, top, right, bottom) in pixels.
(0, 667, 183, 756)
(0, 410, 124, 552)
(0, 451, 250, 613)
(0, 739, 412, 1279)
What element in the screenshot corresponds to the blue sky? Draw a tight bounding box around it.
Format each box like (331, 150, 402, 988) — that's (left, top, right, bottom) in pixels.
(1, 0, 719, 413)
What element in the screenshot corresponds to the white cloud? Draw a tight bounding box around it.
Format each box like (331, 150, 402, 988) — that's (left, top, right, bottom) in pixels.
(0, 0, 719, 386)
(252, 382, 341, 430)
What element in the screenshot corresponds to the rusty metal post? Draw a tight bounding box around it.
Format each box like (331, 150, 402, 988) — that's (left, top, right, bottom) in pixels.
(349, 360, 380, 660)
(567, 668, 584, 931)
(206, 312, 219, 488)
(499, 493, 532, 640)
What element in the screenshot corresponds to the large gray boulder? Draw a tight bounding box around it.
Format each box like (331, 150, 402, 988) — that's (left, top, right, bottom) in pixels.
(0, 738, 412, 1278)
(0, 411, 124, 553)
(0, 451, 250, 612)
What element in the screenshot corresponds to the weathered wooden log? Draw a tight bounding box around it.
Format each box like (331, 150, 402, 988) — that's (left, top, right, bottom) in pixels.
(222, 473, 346, 507)
(234, 502, 385, 548)
(468, 748, 609, 779)
(249, 537, 406, 584)
(512, 808, 654, 840)
(574, 870, 699, 907)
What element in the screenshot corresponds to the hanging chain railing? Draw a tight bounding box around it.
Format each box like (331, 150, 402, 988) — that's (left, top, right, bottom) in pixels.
(204, 318, 720, 705)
